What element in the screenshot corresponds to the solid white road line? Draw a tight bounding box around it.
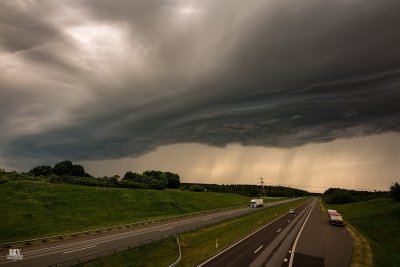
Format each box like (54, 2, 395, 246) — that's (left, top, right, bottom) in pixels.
(288, 200, 316, 267)
(254, 245, 263, 254)
(63, 245, 97, 254)
(22, 209, 238, 256)
(197, 198, 306, 267)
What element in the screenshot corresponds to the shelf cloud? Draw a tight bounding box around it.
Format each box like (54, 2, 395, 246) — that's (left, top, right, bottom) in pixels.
(1, 0, 400, 174)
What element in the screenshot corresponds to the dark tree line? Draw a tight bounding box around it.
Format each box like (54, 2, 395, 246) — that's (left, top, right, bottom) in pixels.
(323, 188, 389, 204)
(180, 183, 309, 197)
(28, 160, 91, 178)
(122, 170, 180, 189)
(23, 160, 181, 190)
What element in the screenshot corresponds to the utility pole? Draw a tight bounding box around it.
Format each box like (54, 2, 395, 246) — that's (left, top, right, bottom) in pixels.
(259, 177, 266, 198)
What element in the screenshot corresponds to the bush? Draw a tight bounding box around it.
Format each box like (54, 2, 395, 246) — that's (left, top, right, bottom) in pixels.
(0, 177, 9, 184)
(149, 179, 165, 190)
(49, 175, 111, 187)
(189, 185, 204, 192)
(118, 180, 147, 189)
(28, 165, 52, 177)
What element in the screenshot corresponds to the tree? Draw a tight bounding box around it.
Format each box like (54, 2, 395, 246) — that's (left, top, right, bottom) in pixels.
(149, 179, 165, 190)
(390, 182, 400, 201)
(165, 172, 180, 189)
(52, 160, 73, 176)
(52, 161, 91, 177)
(29, 165, 52, 176)
(70, 164, 85, 177)
(323, 188, 356, 204)
(144, 170, 168, 187)
(122, 171, 144, 183)
(142, 171, 180, 189)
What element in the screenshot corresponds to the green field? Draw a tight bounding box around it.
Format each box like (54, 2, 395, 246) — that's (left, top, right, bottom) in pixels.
(79, 198, 308, 267)
(327, 198, 400, 267)
(0, 180, 252, 243)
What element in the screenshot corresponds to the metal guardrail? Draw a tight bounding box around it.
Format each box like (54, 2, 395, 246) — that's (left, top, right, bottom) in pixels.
(50, 208, 253, 267)
(0, 205, 242, 248)
(49, 234, 175, 267)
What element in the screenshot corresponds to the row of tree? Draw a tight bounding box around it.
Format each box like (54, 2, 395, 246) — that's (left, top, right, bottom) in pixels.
(25, 161, 181, 190)
(322, 187, 390, 204)
(180, 183, 309, 197)
(122, 170, 180, 189)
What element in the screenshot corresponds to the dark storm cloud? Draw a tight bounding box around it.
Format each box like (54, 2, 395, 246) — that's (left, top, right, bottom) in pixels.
(1, 0, 400, 168)
(0, 1, 59, 52)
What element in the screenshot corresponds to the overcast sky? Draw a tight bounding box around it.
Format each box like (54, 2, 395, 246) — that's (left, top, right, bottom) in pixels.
(1, 0, 400, 191)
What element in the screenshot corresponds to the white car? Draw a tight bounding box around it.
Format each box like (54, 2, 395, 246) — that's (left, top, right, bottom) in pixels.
(289, 209, 295, 214)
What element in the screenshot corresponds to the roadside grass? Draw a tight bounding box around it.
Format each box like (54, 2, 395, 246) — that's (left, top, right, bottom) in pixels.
(318, 199, 327, 213)
(326, 198, 400, 267)
(78, 198, 308, 267)
(346, 223, 373, 267)
(0, 180, 254, 243)
(77, 237, 180, 267)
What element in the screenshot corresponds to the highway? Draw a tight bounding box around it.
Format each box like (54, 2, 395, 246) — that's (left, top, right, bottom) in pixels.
(199, 198, 352, 267)
(0, 198, 299, 267)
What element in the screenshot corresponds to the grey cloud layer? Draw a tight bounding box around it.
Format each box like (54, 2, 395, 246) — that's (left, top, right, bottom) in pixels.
(1, 0, 400, 168)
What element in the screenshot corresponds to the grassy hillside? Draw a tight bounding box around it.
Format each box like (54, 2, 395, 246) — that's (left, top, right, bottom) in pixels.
(327, 198, 400, 267)
(0, 180, 251, 243)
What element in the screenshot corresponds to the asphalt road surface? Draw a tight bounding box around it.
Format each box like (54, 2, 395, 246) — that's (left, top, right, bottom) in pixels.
(199, 198, 353, 267)
(0, 198, 299, 267)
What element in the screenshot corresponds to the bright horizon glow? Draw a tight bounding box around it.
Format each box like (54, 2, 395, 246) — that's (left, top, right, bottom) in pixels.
(81, 133, 400, 193)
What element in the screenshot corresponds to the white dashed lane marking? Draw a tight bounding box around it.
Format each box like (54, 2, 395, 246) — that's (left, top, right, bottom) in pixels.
(254, 245, 263, 254)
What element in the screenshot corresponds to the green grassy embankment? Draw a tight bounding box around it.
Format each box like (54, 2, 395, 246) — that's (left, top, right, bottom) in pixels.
(0, 180, 253, 243)
(78, 198, 308, 267)
(326, 198, 400, 267)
